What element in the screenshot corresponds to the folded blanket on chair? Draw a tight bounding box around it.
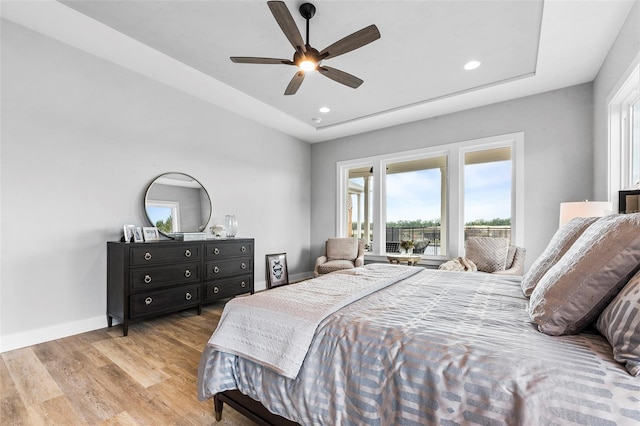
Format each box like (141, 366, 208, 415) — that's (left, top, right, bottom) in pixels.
(438, 257, 477, 272)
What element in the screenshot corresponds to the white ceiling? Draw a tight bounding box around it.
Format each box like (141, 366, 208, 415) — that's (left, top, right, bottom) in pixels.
(1, 1, 635, 143)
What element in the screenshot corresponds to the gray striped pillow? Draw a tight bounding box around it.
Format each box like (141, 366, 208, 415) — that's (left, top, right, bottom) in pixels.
(596, 268, 640, 376)
(521, 217, 598, 297)
(528, 214, 640, 335)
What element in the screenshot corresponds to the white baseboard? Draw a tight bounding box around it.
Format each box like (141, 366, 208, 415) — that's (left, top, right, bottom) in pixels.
(0, 315, 106, 353)
(1, 272, 316, 353)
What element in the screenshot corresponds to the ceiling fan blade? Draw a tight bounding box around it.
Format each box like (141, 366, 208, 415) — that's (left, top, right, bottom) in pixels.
(230, 57, 294, 65)
(318, 66, 363, 89)
(319, 24, 381, 60)
(284, 71, 305, 95)
(268, 1, 306, 55)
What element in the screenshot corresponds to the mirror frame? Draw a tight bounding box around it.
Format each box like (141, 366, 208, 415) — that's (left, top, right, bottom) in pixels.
(144, 172, 212, 238)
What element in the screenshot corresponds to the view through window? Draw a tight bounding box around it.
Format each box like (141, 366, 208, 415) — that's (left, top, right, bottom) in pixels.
(464, 147, 512, 243)
(632, 99, 639, 187)
(347, 166, 374, 250)
(386, 156, 447, 256)
(338, 132, 524, 261)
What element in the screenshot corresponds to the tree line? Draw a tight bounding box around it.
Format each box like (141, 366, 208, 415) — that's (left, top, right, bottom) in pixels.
(384, 218, 510, 228)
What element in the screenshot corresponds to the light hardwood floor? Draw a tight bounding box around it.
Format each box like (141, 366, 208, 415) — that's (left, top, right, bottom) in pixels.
(1, 302, 256, 425)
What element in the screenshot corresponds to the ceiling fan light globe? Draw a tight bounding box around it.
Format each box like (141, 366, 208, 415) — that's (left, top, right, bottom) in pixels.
(299, 60, 316, 72)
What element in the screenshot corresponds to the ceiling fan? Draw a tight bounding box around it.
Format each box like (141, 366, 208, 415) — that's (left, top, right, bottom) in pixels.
(230, 1, 381, 95)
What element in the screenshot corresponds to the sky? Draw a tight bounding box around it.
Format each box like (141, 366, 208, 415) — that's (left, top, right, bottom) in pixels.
(384, 160, 512, 223)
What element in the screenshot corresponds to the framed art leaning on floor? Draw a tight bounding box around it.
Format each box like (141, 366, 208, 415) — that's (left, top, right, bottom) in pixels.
(266, 253, 288, 289)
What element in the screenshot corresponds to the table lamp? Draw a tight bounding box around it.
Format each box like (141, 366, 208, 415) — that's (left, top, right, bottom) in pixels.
(559, 201, 612, 227)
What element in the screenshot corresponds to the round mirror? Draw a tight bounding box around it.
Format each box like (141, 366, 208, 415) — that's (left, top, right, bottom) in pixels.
(144, 172, 212, 238)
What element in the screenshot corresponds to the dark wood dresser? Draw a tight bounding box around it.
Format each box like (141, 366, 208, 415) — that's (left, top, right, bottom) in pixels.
(107, 238, 254, 335)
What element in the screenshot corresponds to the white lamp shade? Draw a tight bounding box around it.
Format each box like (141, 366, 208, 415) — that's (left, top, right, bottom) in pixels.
(559, 201, 612, 227)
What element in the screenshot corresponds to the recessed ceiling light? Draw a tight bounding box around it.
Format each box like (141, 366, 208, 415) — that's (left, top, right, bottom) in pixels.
(312, 117, 322, 123)
(319, 107, 331, 113)
(464, 60, 481, 71)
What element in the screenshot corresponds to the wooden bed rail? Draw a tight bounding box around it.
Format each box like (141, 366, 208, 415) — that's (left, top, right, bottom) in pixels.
(214, 390, 300, 426)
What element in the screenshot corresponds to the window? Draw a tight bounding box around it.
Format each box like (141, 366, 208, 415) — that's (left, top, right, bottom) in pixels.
(386, 156, 447, 255)
(463, 147, 512, 242)
(631, 99, 639, 187)
(609, 62, 640, 208)
(346, 165, 374, 250)
(337, 133, 524, 263)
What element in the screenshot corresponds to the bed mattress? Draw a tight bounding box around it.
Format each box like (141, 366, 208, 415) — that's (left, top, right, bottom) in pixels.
(198, 268, 640, 425)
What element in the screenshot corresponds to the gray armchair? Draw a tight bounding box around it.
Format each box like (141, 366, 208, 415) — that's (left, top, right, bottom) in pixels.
(315, 238, 365, 277)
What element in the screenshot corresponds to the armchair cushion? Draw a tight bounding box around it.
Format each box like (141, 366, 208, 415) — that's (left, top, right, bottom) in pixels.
(326, 238, 358, 261)
(465, 237, 510, 273)
(317, 260, 357, 275)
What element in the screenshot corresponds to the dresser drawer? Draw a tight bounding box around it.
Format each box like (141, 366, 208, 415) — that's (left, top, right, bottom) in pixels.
(205, 240, 253, 259)
(130, 263, 200, 290)
(205, 257, 252, 279)
(130, 284, 200, 317)
(204, 275, 253, 301)
(130, 245, 200, 266)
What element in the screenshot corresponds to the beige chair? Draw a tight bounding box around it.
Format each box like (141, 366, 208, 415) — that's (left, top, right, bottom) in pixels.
(464, 237, 526, 276)
(493, 245, 526, 276)
(314, 238, 365, 277)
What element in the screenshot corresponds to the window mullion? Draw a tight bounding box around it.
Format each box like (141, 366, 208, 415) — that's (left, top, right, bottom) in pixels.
(373, 160, 384, 255)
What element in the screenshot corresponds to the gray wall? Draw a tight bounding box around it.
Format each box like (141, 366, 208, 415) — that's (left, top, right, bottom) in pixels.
(593, 0, 640, 200)
(0, 21, 311, 350)
(311, 83, 594, 271)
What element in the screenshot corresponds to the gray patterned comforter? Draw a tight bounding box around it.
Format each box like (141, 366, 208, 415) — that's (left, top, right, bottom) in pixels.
(198, 268, 640, 425)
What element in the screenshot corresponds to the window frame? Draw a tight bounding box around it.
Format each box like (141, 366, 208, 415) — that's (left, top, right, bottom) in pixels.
(336, 132, 525, 265)
(608, 57, 640, 211)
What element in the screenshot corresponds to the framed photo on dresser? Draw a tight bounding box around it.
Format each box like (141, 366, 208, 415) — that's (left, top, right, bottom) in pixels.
(123, 224, 135, 243)
(132, 227, 144, 243)
(142, 226, 160, 242)
(266, 253, 289, 289)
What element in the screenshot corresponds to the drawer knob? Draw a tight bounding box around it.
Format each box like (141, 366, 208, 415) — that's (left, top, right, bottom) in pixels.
(144, 252, 152, 261)
(241, 262, 247, 269)
(185, 292, 192, 301)
(144, 275, 152, 284)
(145, 297, 153, 305)
(213, 247, 220, 255)
(241, 246, 247, 253)
(184, 270, 191, 278)
(241, 281, 246, 288)
(213, 266, 220, 274)
(213, 286, 219, 294)
(185, 249, 192, 258)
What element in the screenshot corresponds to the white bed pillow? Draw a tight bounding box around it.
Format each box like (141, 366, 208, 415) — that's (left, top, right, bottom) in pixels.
(596, 268, 640, 376)
(528, 213, 640, 335)
(521, 217, 598, 297)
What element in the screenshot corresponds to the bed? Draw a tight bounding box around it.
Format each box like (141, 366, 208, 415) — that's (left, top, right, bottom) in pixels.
(198, 214, 640, 425)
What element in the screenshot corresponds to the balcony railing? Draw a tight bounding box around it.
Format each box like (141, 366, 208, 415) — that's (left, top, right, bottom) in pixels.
(355, 226, 511, 256)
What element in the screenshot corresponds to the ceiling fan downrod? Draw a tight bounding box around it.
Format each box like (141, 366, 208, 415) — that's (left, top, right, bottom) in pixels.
(299, 3, 316, 47)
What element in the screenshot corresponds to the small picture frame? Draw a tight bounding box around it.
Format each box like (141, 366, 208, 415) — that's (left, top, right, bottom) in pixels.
(133, 227, 144, 243)
(142, 226, 160, 242)
(123, 225, 135, 243)
(266, 253, 289, 289)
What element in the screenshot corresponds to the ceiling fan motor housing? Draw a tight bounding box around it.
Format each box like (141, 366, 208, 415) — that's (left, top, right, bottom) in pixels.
(299, 3, 316, 20)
